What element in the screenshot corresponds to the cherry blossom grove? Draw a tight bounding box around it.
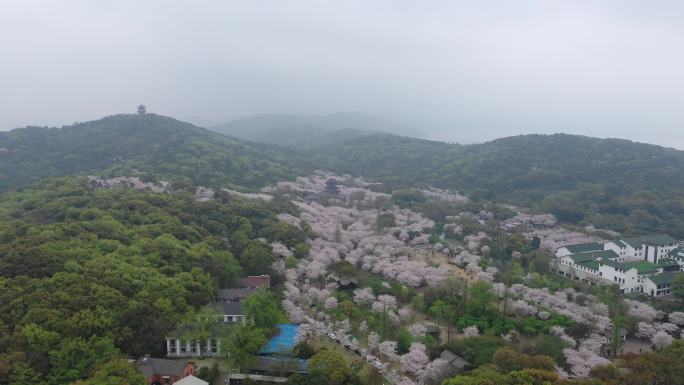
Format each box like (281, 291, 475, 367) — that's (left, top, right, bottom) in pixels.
(276, 174, 452, 288)
(269, 173, 682, 383)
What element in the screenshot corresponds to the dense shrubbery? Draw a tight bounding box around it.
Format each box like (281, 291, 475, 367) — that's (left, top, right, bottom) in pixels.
(0, 177, 298, 383)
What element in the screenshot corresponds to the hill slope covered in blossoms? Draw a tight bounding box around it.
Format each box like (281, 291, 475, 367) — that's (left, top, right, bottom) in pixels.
(311, 133, 684, 237)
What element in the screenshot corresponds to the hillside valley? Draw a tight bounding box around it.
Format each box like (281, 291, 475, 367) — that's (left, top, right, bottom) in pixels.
(0, 113, 684, 385)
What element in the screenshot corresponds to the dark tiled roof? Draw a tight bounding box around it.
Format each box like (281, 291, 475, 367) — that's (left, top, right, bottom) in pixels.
(607, 240, 627, 248)
(578, 261, 599, 271)
(440, 349, 470, 369)
(251, 356, 308, 374)
(569, 253, 598, 263)
(623, 261, 659, 274)
(599, 259, 631, 271)
(240, 275, 271, 288)
(649, 272, 684, 285)
(568, 250, 618, 263)
(135, 356, 190, 377)
(205, 301, 243, 315)
(620, 234, 677, 249)
(564, 243, 602, 254)
(217, 288, 257, 301)
(657, 258, 679, 267)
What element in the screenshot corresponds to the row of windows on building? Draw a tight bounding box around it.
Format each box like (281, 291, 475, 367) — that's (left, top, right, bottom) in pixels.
(168, 339, 219, 355)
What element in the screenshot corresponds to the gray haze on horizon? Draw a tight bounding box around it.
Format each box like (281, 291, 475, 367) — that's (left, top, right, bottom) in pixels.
(1, 1, 683, 148)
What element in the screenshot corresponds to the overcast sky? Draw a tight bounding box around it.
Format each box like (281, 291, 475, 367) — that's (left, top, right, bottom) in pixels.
(1, 1, 683, 147)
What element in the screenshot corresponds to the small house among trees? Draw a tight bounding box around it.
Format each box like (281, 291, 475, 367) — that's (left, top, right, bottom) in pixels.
(135, 356, 196, 384)
(240, 275, 271, 289)
(439, 349, 471, 376)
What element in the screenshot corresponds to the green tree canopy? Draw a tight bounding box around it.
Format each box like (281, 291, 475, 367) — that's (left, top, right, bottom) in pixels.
(225, 325, 268, 371)
(309, 348, 351, 385)
(243, 290, 284, 329)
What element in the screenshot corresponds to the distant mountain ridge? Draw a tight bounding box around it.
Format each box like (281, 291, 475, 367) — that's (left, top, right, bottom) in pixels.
(209, 112, 425, 147)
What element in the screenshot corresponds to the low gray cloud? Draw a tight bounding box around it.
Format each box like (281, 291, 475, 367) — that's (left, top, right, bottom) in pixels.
(1, 0, 682, 147)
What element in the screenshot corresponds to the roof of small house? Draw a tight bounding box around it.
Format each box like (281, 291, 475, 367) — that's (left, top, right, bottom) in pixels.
(174, 375, 209, 385)
(440, 349, 470, 368)
(240, 275, 271, 289)
(258, 324, 300, 355)
(207, 301, 243, 316)
(439, 350, 470, 376)
(648, 272, 684, 286)
(217, 287, 257, 301)
(424, 324, 440, 333)
(620, 234, 676, 249)
(135, 356, 191, 378)
(563, 242, 603, 254)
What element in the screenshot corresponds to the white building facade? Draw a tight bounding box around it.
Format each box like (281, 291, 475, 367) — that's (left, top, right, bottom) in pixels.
(553, 234, 682, 296)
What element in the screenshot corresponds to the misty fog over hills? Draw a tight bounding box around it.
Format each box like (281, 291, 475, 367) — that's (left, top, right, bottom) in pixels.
(207, 112, 425, 147)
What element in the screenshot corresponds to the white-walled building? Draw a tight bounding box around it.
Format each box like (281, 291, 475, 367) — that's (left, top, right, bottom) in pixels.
(597, 260, 642, 293)
(556, 251, 617, 287)
(166, 331, 223, 358)
(604, 235, 677, 263)
(555, 242, 603, 258)
(666, 248, 684, 270)
(643, 272, 684, 297)
(166, 302, 246, 358)
(553, 234, 682, 296)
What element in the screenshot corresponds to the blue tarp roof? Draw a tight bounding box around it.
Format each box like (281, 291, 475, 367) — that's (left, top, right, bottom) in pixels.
(258, 324, 299, 355)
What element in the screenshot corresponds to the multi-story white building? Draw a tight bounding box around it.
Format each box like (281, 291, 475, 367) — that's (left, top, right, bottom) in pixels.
(166, 302, 246, 358)
(603, 235, 678, 263)
(555, 242, 603, 259)
(556, 250, 619, 287)
(166, 329, 223, 358)
(642, 272, 681, 297)
(666, 248, 684, 270)
(554, 234, 683, 296)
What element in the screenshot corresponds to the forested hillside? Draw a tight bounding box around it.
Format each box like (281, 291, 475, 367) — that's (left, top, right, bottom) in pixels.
(0, 114, 305, 191)
(313, 133, 684, 236)
(5, 112, 684, 237)
(0, 177, 307, 383)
